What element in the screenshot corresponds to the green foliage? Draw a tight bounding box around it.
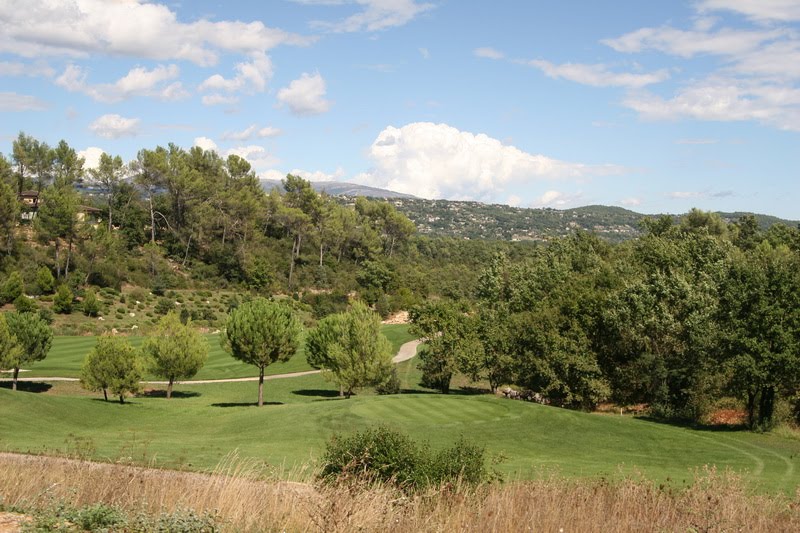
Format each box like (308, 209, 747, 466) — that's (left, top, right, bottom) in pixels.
(80, 334, 143, 403)
(221, 297, 301, 405)
(36, 266, 55, 294)
(13, 294, 37, 313)
(319, 426, 490, 491)
(143, 312, 209, 398)
(0, 314, 23, 378)
(1, 270, 24, 303)
(53, 284, 74, 314)
(305, 301, 393, 397)
(82, 288, 100, 317)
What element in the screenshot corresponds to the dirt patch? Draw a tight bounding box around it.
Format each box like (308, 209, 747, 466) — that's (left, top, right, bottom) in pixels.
(707, 409, 747, 426)
(0, 512, 31, 533)
(382, 311, 409, 324)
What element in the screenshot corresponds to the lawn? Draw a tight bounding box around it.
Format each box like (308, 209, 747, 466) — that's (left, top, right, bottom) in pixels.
(20, 324, 415, 381)
(1, 356, 798, 494)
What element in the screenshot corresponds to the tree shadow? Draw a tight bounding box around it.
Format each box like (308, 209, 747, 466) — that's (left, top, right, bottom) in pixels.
(292, 389, 341, 398)
(138, 389, 201, 399)
(0, 381, 53, 393)
(211, 401, 284, 408)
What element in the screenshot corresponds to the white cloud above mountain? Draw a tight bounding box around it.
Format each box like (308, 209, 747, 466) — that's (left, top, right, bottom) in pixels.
(277, 72, 331, 115)
(89, 114, 140, 138)
(355, 122, 625, 201)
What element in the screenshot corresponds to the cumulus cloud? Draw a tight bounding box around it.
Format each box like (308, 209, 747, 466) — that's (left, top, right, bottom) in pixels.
(221, 124, 282, 141)
(299, 0, 434, 33)
(0, 0, 313, 65)
(224, 145, 280, 170)
(0, 92, 48, 111)
(89, 114, 140, 138)
(78, 147, 105, 170)
(354, 122, 626, 201)
(277, 72, 331, 115)
(199, 52, 272, 95)
(474, 47, 505, 60)
(528, 60, 670, 88)
(193, 137, 218, 152)
(532, 190, 585, 208)
(56, 63, 188, 102)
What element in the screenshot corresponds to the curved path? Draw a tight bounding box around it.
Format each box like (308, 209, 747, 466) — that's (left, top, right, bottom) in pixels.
(6, 339, 422, 386)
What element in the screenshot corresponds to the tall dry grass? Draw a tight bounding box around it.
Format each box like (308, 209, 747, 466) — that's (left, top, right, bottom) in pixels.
(1, 452, 798, 532)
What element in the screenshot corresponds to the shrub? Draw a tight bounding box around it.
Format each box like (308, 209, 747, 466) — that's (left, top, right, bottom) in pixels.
(83, 289, 101, 317)
(154, 298, 175, 315)
(35, 266, 55, 294)
(376, 367, 401, 395)
(53, 284, 74, 314)
(13, 294, 37, 313)
(38, 308, 54, 325)
(1, 270, 25, 303)
(319, 426, 491, 491)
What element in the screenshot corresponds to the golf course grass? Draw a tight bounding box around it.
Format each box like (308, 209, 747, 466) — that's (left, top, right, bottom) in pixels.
(1, 324, 799, 494)
(19, 324, 416, 380)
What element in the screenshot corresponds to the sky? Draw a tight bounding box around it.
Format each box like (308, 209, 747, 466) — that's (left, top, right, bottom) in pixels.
(1, 0, 799, 219)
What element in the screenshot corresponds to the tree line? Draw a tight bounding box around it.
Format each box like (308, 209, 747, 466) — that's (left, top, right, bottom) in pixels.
(410, 212, 800, 430)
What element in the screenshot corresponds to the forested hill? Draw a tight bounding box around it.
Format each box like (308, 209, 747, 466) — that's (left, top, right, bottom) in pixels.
(351, 197, 799, 243)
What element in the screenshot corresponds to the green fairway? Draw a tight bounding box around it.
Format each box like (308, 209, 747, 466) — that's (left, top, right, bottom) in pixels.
(1, 360, 798, 494)
(20, 324, 415, 381)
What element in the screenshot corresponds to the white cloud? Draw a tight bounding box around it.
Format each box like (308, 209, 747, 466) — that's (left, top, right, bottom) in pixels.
(288, 167, 346, 182)
(302, 0, 434, 33)
(221, 124, 282, 141)
(474, 47, 504, 60)
(201, 94, 239, 106)
(193, 137, 218, 152)
(532, 190, 585, 208)
(0, 60, 54, 77)
(506, 194, 522, 207)
(224, 145, 280, 170)
(199, 52, 272, 94)
(602, 25, 785, 58)
(0, 0, 313, 65)
(89, 114, 140, 138)
(277, 72, 332, 115)
(624, 77, 800, 131)
(354, 122, 626, 201)
(528, 60, 670, 88)
(78, 147, 105, 170)
(56, 63, 188, 102)
(0, 92, 48, 111)
(697, 0, 800, 22)
(667, 190, 735, 200)
(419, 47, 430, 59)
(620, 197, 643, 207)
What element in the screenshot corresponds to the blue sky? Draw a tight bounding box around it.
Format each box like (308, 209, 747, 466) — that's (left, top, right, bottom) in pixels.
(1, 1, 799, 219)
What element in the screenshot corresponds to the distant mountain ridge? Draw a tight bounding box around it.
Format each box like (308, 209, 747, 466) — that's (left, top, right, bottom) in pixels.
(260, 179, 416, 199)
(259, 179, 797, 243)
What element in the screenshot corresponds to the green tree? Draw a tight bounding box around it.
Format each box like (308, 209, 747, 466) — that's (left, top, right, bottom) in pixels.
(82, 288, 100, 317)
(719, 243, 800, 429)
(0, 181, 18, 255)
(221, 298, 301, 406)
(80, 335, 143, 403)
(0, 314, 22, 390)
(35, 185, 79, 278)
(1, 270, 25, 304)
(53, 284, 73, 314)
(306, 301, 393, 398)
(35, 266, 55, 294)
(143, 312, 209, 398)
(2, 311, 52, 391)
(90, 152, 125, 232)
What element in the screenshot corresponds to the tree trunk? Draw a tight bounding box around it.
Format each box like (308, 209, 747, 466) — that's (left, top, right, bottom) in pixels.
(12, 367, 19, 391)
(319, 241, 324, 267)
(149, 193, 156, 243)
(182, 232, 192, 267)
(759, 387, 775, 428)
(288, 234, 300, 290)
(119, 394, 125, 404)
(55, 240, 61, 279)
(167, 377, 174, 399)
(107, 193, 113, 233)
(103, 388, 108, 402)
(746, 390, 757, 429)
(65, 234, 73, 278)
(258, 366, 265, 406)
(339, 384, 344, 397)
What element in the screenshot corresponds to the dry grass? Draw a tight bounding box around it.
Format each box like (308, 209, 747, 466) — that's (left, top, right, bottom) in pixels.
(1, 452, 799, 532)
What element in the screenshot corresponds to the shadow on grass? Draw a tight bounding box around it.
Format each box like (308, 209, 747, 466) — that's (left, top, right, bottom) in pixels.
(138, 389, 201, 399)
(211, 401, 284, 408)
(292, 389, 341, 398)
(636, 415, 749, 433)
(0, 381, 53, 393)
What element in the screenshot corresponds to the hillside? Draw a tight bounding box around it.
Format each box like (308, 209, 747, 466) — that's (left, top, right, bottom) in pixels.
(260, 179, 416, 199)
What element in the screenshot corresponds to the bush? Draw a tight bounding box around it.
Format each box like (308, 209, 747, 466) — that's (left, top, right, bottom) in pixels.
(319, 426, 491, 491)
(35, 266, 55, 294)
(53, 284, 74, 314)
(13, 294, 37, 313)
(1, 270, 25, 303)
(376, 367, 401, 395)
(83, 289, 101, 317)
(38, 308, 54, 325)
(154, 298, 175, 315)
